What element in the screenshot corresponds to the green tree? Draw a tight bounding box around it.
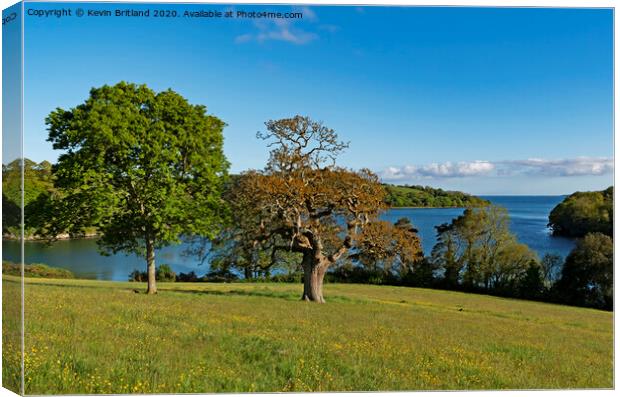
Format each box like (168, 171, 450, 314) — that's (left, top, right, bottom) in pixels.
(156, 264, 177, 282)
(432, 205, 538, 292)
(2, 159, 56, 237)
(548, 187, 613, 237)
(518, 261, 545, 299)
(540, 253, 563, 288)
(556, 233, 613, 310)
(40, 82, 229, 294)
(382, 184, 489, 208)
(431, 222, 461, 288)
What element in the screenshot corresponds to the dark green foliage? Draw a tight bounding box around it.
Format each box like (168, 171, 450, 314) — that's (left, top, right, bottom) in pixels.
(383, 184, 489, 208)
(2, 261, 74, 279)
(2, 159, 55, 237)
(540, 253, 563, 287)
(128, 265, 177, 282)
(325, 262, 400, 285)
(129, 269, 147, 282)
(2, 159, 54, 208)
(128, 267, 238, 283)
(203, 269, 239, 283)
(518, 262, 545, 300)
(548, 187, 613, 237)
(209, 234, 302, 280)
(555, 233, 613, 310)
(2, 194, 20, 237)
(431, 222, 460, 288)
(156, 264, 176, 282)
(264, 273, 303, 283)
(401, 258, 437, 288)
(176, 271, 201, 282)
(40, 82, 229, 292)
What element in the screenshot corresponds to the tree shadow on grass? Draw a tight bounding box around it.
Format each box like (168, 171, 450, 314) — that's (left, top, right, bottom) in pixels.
(161, 286, 366, 304)
(16, 277, 367, 303)
(167, 287, 301, 301)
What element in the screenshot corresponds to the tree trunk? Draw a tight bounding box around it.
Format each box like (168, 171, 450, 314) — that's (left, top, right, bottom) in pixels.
(146, 238, 157, 294)
(301, 252, 328, 303)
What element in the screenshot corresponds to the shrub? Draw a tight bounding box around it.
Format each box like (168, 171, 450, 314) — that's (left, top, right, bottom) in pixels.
(156, 264, 176, 282)
(129, 264, 177, 282)
(3, 260, 75, 279)
(128, 269, 147, 282)
(176, 271, 201, 282)
(204, 269, 238, 283)
(555, 232, 613, 310)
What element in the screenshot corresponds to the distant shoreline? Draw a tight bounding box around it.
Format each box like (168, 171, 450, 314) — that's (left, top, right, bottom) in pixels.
(3, 232, 99, 242)
(389, 206, 466, 209)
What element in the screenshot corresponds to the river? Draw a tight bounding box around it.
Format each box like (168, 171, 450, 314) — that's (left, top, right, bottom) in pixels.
(2, 196, 575, 280)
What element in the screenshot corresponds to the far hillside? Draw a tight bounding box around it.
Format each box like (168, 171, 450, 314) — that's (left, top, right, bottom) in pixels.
(383, 184, 489, 208)
(548, 186, 613, 238)
(2, 159, 54, 238)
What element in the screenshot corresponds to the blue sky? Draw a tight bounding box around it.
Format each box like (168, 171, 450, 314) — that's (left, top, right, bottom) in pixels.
(18, 2, 613, 194)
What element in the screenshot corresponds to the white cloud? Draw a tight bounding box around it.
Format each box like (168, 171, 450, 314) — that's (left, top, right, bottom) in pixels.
(501, 157, 614, 177)
(380, 157, 613, 181)
(235, 8, 320, 45)
(382, 161, 494, 180)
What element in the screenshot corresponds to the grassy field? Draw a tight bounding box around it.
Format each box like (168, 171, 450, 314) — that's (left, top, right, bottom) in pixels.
(2, 275, 613, 394)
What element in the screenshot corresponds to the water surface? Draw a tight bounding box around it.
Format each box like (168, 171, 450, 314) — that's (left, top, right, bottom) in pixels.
(3, 196, 575, 280)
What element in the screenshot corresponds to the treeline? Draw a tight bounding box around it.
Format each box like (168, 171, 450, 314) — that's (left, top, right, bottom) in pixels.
(208, 204, 613, 311)
(18, 83, 610, 304)
(5, 157, 613, 310)
(2, 159, 54, 238)
(384, 184, 489, 208)
(3, 165, 488, 238)
(548, 187, 613, 238)
(2, 159, 98, 239)
(128, 264, 239, 283)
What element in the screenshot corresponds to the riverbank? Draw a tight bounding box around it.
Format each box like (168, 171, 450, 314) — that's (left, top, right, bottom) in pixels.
(390, 206, 466, 209)
(2, 231, 99, 241)
(3, 197, 575, 281)
(2, 275, 613, 393)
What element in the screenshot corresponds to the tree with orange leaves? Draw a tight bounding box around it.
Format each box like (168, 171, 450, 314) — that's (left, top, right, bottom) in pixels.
(224, 115, 421, 303)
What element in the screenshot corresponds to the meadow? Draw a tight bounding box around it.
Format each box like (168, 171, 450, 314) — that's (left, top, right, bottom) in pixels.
(2, 275, 613, 394)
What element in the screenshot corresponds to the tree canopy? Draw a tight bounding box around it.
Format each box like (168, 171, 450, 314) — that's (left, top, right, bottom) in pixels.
(2, 159, 55, 237)
(352, 217, 423, 277)
(38, 82, 229, 294)
(218, 115, 422, 302)
(431, 205, 538, 293)
(548, 187, 613, 237)
(555, 232, 613, 310)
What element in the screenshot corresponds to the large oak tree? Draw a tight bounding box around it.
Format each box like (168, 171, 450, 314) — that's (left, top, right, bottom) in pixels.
(41, 82, 229, 294)
(224, 115, 419, 303)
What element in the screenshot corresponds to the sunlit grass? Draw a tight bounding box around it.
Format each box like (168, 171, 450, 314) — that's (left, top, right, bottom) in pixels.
(2, 275, 613, 393)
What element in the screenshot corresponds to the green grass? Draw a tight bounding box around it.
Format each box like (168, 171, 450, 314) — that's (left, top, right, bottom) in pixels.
(2, 275, 613, 394)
